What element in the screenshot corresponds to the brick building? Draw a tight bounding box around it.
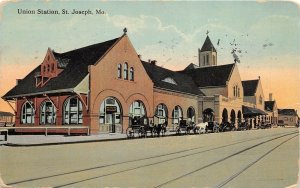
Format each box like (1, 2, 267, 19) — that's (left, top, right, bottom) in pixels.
(3, 31, 276, 134)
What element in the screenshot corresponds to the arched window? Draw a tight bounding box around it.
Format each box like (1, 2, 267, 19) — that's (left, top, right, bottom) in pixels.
(117, 64, 122, 79)
(187, 107, 195, 123)
(51, 64, 54, 72)
(155, 103, 168, 124)
(213, 55, 216, 65)
(129, 100, 146, 118)
(40, 100, 56, 125)
(233, 86, 236, 97)
(172, 105, 183, 124)
(47, 64, 50, 72)
(238, 87, 240, 97)
(206, 54, 209, 65)
(64, 97, 83, 125)
(43, 65, 46, 73)
(259, 95, 263, 104)
(129, 67, 134, 81)
(21, 101, 35, 124)
(124, 63, 128, 80)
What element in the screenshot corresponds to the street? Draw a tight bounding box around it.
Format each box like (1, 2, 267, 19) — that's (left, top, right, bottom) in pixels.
(0, 128, 298, 188)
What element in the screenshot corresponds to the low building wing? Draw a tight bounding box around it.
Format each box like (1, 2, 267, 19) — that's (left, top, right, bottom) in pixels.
(278, 109, 298, 116)
(141, 61, 203, 96)
(181, 63, 235, 87)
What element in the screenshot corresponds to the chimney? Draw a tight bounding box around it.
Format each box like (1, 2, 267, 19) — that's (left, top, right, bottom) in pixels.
(269, 93, 273, 101)
(151, 60, 157, 65)
(16, 79, 22, 85)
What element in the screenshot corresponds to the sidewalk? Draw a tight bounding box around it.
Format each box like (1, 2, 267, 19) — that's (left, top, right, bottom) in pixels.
(0, 133, 128, 146)
(0, 132, 177, 146)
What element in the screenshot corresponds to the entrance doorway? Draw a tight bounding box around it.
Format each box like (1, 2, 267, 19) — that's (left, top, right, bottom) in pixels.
(99, 97, 122, 133)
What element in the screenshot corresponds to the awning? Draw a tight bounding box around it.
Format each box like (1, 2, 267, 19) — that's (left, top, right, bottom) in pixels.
(242, 105, 268, 117)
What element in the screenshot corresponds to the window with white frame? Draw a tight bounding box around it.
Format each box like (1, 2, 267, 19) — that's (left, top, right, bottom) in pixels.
(40, 101, 56, 125)
(21, 101, 35, 124)
(155, 103, 168, 124)
(64, 97, 83, 125)
(124, 62, 128, 80)
(129, 101, 146, 119)
(117, 64, 122, 79)
(129, 67, 134, 81)
(172, 105, 183, 124)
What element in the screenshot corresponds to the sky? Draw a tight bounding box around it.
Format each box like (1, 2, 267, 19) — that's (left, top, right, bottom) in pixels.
(0, 0, 299, 114)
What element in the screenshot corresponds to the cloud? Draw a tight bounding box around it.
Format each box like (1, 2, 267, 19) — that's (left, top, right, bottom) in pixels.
(106, 14, 146, 33)
(0, 0, 20, 21)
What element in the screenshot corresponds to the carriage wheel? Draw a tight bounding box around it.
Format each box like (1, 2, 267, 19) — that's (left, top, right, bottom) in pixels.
(213, 126, 219, 133)
(161, 127, 166, 136)
(176, 126, 180, 134)
(138, 127, 146, 138)
(126, 127, 134, 138)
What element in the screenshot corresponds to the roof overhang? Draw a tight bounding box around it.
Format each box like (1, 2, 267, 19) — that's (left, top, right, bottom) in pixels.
(153, 86, 200, 97)
(2, 88, 75, 100)
(242, 105, 267, 117)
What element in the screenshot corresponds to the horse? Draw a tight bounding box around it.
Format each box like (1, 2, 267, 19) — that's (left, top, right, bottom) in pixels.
(194, 122, 208, 134)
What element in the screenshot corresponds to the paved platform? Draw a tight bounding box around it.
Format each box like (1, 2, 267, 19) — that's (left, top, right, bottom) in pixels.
(0, 134, 128, 146)
(0, 132, 177, 146)
(0, 127, 286, 146)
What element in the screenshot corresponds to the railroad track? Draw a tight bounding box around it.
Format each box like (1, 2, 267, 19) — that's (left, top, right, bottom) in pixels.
(7, 130, 298, 187)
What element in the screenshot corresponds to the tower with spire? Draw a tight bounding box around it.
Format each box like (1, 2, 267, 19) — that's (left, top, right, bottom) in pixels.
(198, 35, 217, 68)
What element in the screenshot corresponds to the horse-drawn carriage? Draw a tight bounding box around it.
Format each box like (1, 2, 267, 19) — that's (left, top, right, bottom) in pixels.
(126, 116, 167, 138)
(219, 122, 236, 132)
(237, 121, 250, 131)
(206, 121, 220, 133)
(176, 119, 198, 134)
(257, 121, 272, 129)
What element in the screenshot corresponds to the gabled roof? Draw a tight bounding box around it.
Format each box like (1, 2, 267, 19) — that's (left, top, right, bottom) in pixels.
(200, 36, 216, 52)
(180, 63, 235, 87)
(242, 79, 259, 96)
(3, 37, 120, 99)
(141, 61, 203, 96)
(278, 109, 298, 116)
(265, 101, 275, 112)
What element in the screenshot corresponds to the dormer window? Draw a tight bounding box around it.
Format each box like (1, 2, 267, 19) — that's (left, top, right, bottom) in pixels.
(162, 77, 177, 85)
